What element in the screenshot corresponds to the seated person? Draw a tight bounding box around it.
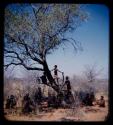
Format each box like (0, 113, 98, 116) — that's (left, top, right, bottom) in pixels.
(40, 100, 48, 111)
(98, 96, 105, 107)
(84, 93, 90, 106)
(6, 95, 17, 109)
(22, 93, 35, 114)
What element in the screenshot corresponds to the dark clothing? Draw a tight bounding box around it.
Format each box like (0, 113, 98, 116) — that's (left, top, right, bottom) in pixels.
(24, 95, 30, 101)
(65, 80, 71, 91)
(99, 99, 105, 107)
(48, 95, 57, 107)
(6, 98, 10, 109)
(54, 69, 58, 75)
(90, 92, 95, 103)
(22, 94, 34, 114)
(57, 92, 63, 107)
(84, 93, 89, 106)
(65, 91, 72, 103)
(84, 93, 93, 106)
(40, 75, 47, 84)
(6, 95, 16, 109)
(79, 91, 87, 102)
(10, 97, 16, 108)
(34, 89, 42, 104)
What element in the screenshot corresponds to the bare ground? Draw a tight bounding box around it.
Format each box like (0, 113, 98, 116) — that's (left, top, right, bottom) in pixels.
(5, 104, 108, 121)
(4, 93, 108, 121)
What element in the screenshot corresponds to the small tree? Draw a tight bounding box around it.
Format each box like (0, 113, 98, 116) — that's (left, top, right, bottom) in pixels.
(84, 64, 103, 83)
(4, 4, 87, 93)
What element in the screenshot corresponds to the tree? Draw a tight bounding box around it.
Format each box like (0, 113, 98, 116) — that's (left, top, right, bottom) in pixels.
(84, 64, 103, 83)
(4, 4, 87, 93)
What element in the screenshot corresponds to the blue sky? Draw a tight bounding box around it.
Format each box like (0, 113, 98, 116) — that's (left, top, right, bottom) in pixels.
(7, 4, 109, 79)
(46, 4, 109, 79)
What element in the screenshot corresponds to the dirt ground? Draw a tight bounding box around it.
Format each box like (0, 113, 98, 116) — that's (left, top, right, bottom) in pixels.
(4, 92, 108, 121)
(4, 102, 108, 121)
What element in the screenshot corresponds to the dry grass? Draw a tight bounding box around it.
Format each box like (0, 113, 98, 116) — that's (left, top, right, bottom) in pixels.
(4, 92, 108, 122)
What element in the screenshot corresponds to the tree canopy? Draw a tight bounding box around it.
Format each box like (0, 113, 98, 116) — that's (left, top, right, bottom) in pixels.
(4, 4, 87, 70)
(4, 4, 87, 92)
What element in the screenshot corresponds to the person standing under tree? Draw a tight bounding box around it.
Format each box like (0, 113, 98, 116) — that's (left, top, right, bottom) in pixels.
(64, 76, 72, 103)
(65, 76, 71, 92)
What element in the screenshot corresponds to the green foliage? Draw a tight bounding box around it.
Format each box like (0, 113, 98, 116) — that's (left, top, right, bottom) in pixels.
(4, 4, 88, 70)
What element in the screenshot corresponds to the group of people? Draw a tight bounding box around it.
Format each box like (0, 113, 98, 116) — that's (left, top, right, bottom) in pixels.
(5, 90, 105, 115)
(78, 91, 105, 107)
(5, 65, 105, 114)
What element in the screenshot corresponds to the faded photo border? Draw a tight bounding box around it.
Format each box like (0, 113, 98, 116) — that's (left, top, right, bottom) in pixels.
(0, 0, 112, 124)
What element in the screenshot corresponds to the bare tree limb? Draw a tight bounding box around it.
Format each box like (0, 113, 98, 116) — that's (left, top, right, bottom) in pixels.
(4, 49, 44, 71)
(4, 62, 44, 71)
(5, 33, 43, 64)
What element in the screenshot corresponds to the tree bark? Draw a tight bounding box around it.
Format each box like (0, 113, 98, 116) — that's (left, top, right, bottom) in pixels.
(42, 60, 59, 93)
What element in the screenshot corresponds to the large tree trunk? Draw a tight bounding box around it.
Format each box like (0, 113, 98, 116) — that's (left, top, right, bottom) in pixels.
(42, 60, 59, 93)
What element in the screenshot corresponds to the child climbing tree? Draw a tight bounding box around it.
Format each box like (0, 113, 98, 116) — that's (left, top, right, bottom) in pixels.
(51, 65, 64, 84)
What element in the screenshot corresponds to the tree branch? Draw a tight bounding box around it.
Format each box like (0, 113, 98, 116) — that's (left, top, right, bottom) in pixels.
(4, 62, 44, 71)
(5, 33, 43, 64)
(4, 49, 44, 71)
(18, 36, 43, 64)
(30, 4, 43, 29)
